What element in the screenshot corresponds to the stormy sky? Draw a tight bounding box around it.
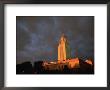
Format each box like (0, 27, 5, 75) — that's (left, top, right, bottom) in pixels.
(16, 16, 94, 64)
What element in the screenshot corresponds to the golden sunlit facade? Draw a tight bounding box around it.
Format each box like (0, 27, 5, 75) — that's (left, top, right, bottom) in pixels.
(85, 59, 93, 65)
(58, 34, 67, 63)
(42, 34, 93, 71)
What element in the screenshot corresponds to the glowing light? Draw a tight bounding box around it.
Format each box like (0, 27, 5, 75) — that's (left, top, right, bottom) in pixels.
(85, 60, 93, 65)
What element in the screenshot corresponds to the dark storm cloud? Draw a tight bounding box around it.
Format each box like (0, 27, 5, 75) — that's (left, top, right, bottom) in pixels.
(16, 16, 94, 64)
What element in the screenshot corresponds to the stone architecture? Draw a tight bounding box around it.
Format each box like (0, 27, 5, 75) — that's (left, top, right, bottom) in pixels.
(58, 34, 71, 63)
(42, 34, 93, 71)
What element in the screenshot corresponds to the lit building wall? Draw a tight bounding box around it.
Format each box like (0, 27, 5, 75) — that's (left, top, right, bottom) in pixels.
(58, 34, 71, 63)
(58, 34, 66, 62)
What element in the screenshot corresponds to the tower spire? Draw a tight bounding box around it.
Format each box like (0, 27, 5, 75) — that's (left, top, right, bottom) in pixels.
(58, 34, 71, 63)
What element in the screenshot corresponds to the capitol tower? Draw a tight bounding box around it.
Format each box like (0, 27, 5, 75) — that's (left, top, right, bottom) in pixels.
(58, 34, 71, 63)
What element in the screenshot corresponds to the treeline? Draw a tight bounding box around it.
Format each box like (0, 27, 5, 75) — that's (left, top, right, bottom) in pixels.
(16, 59, 94, 74)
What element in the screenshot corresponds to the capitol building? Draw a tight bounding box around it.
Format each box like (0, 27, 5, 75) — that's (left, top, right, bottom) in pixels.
(42, 34, 93, 71)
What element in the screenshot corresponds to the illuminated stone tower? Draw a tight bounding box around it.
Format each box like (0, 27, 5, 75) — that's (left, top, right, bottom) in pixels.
(58, 34, 71, 63)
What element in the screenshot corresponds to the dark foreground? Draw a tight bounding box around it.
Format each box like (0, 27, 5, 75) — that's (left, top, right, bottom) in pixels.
(16, 60, 94, 74)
